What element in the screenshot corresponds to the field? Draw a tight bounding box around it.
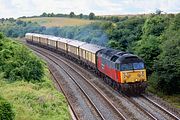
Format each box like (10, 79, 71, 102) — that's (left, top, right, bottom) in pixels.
(20, 17, 97, 27)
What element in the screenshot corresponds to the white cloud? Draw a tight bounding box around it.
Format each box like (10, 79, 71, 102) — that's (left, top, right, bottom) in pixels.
(0, 0, 179, 18)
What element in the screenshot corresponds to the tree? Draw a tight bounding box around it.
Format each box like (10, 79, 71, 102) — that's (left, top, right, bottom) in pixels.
(70, 12, 75, 18)
(153, 14, 180, 94)
(134, 35, 160, 74)
(41, 12, 47, 17)
(16, 20, 24, 25)
(89, 12, 95, 20)
(142, 15, 169, 36)
(8, 18, 15, 23)
(111, 16, 119, 22)
(79, 13, 83, 19)
(155, 9, 162, 15)
(155, 32, 180, 94)
(50, 13, 55, 17)
(0, 18, 5, 23)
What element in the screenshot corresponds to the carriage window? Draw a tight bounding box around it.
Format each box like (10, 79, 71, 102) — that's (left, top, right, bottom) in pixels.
(133, 62, 144, 70)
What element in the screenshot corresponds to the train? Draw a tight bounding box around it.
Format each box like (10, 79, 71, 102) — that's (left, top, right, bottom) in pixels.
(25, 33, 147, 95)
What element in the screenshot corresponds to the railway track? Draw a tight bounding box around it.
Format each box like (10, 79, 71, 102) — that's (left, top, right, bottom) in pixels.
(122, 94, 158, 120)
(28, 44, 126, 120)
(129, 95, 180, 120)
(25, 41, 180, 120)
(48, 66, 79, 120)
(141, 95, 179, 120)
(32, 47, 105, 120)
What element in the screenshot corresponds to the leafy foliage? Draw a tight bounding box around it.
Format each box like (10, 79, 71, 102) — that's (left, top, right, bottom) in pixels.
(69, 12, 75, 18)
(134, 14, 180, 94)
(0, 96, 15, 120)
(0, 33, 44, 81)
(0, 34, 70, 119)
(152, 14, 180, 94)
(106, 17, 145, 51)
(142, 15, 170, 36)
(89, 12, 95, 20)
(134, 35, 160, 73)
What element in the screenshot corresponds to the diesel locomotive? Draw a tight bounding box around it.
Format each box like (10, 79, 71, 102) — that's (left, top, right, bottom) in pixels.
(25, 33, 147, 94)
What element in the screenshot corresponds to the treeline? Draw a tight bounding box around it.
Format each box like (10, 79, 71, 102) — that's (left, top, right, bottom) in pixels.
(19, 12, 96, 20)
(0, 18, 40, 37)
(0, 18, 108, 46)
(19, 12, 131, 22)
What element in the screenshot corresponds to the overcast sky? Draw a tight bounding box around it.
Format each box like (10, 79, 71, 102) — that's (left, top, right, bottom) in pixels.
(0, 0, 180, 18)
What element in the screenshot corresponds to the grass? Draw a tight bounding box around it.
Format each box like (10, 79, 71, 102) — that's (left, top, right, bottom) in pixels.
(20, 17, 97, 27)
(0, 35, 70, 119)
(147, 86, 180, 109)
(0, 68, 71, 120)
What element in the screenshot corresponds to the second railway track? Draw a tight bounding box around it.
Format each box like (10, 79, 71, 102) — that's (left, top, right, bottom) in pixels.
(28, 43, 126, 120)
(24, 41, 180, 120)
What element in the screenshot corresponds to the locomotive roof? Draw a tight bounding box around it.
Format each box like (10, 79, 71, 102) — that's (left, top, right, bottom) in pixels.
(99, 48, 141, 63)
(99, 49, 125, 58)
(80, 43, 105, 54)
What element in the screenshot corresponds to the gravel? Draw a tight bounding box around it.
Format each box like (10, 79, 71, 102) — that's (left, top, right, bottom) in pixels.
(34, 51, 100, 120)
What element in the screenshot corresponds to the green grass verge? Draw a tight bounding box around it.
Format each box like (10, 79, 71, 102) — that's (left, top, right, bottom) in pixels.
(147, 85, 180, 109)
(0, 63, 70, 120)
(0, 34, 70, 119)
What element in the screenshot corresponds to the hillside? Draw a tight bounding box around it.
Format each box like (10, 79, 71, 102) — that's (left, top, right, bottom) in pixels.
(0, 33, 70, 120)
(20, 17, 97, 27)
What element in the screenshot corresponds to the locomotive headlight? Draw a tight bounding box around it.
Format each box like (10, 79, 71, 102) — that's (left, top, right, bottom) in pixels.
(141, 71, 144, 77)
(123, 72, 130, 78)
(138, 71, 144, 77)
(125, 72, 128, 76)
(123, 73, 126, 79)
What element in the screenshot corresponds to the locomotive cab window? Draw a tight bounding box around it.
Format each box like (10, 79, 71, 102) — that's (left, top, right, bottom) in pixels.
(110, 56, 118, 62)
(133, 62, 144, 70)
(115, 63, 120, 70)
(120, 64, 133, 71)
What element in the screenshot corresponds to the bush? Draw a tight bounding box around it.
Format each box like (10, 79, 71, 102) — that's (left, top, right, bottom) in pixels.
(0, 32, 4, 39)
(154, 30, 180, 94)
(0, 37, 44, 82)
(0, 96, 14, 120)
